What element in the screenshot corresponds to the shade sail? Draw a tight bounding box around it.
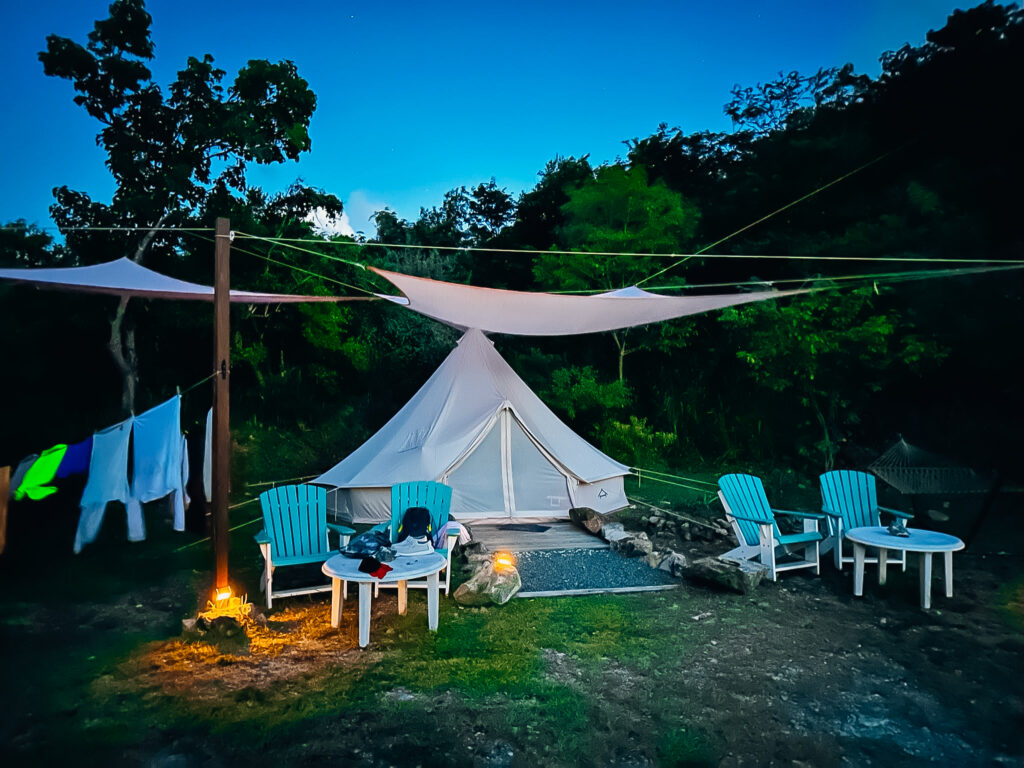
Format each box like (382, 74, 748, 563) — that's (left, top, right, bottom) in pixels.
(0, 257, 368, 303)
(370, 267, 805, 335)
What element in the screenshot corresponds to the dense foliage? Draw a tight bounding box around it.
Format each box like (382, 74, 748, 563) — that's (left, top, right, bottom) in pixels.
(2, 1, 1021, 496)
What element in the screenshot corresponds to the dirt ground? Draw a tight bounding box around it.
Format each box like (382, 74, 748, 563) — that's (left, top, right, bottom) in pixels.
(2, 497, 1023, 767)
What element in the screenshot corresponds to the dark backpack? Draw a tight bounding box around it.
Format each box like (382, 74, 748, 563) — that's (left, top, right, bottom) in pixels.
(397, 506, 431, 542)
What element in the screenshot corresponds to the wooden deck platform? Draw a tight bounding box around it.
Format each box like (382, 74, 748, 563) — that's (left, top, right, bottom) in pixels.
(464, 518, 607, 552)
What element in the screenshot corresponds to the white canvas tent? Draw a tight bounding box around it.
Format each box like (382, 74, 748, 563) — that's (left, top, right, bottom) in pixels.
(314, 329, 630, 523)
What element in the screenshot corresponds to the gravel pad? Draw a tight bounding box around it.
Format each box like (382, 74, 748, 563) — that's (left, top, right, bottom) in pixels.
(514, 548, 678, 595)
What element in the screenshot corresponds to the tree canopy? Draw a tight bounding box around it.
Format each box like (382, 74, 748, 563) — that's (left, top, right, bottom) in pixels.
(3, 0, 1021, 489)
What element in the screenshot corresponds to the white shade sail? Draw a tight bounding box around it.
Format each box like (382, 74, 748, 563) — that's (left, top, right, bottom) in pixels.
(371, 267, 805, 336)
(0, 257, 368, 303)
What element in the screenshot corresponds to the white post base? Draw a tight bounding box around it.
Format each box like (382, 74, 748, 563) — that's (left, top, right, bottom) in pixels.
(330, 578, 342, 628)
(920, 552, 934, 610)
(358, 582, 372, 648)
(853, 543, 866, 597)
(427, 571, 439, 631)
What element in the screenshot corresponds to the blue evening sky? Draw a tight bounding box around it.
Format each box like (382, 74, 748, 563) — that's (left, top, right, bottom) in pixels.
(3, 1, 966, 238)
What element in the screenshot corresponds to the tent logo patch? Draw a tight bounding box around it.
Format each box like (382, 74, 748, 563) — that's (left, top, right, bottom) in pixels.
(598, 489, 608, 499)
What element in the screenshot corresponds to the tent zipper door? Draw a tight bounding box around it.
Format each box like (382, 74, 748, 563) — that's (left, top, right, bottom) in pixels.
(498, 409, 516, 519)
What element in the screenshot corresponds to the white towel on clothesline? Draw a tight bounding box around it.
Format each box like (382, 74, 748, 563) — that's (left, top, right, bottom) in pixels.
(75, 418, 142, 552)
(131, 395, 186, 531)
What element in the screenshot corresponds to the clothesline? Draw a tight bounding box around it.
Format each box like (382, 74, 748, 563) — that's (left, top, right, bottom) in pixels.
(235, 232, 1024, 266)
(637, 144, 913, 285)
(228, 231, 1023, 302)
(555, 264, 1024, 295)
(631, 467, 718, 487)
(0, 226, 216, 232)
(184, 231, 377, 297)
(179, 370, 217, 397)
(10, 368, 223, 554)
(173, 505, 262, 553)
(245, 474, 319, 488)
(632, 473, 717, 495)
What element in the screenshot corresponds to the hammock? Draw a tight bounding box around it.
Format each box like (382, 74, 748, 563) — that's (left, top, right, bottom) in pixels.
(868, 438, 991, 495)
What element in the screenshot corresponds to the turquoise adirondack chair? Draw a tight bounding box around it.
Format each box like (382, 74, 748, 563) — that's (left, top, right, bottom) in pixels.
(819, 469, 913, 571)
(373, 481, 461, 595)
(255, 484, 354, 608)
(717, 473, 824, 581)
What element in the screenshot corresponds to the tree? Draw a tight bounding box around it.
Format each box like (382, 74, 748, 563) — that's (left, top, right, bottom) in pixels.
(39, 0, 320, 412)
(625, 124, 744, 200)
(466, 179, 515, 246)
(509, 155, 593, 251)
(720, 287, 946, 469)
(0, 221, 57, 268)
(533, 164, 701, 382)
(722, 67, 868, 137)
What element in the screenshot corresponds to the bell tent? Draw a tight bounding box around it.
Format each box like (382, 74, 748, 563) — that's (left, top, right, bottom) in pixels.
(314, 329, 630, 523)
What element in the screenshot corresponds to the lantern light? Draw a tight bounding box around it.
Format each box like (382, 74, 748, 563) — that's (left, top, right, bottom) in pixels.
(494, 551, 516, 572)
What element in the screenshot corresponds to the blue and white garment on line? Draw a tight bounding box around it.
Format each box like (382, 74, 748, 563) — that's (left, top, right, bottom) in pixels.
(131, 395, 186, 531)
(75, 418, 143, 552)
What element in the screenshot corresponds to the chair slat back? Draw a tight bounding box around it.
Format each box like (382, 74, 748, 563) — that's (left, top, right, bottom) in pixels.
(390, 481, 453, 542)
(718, 473, 776, 547)
(260, 484, 329, 561)
(819, 470, 878, 530)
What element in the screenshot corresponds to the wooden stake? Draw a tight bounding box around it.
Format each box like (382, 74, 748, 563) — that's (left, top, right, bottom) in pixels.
(212, 218, 231, 589)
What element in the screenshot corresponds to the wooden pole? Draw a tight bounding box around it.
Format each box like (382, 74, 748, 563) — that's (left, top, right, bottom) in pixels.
(212, 218, 231, 590)
(0, 465, 9, 555)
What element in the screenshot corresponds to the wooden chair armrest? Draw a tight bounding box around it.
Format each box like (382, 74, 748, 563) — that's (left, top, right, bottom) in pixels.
(255, 528, 272, 545)
(327, 523, 356, 536)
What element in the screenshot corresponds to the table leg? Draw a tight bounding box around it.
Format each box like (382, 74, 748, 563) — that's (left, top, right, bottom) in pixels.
(330, 577, 343, 628)
(878, 547, 888, 586)
(944, 550, 954, 598)
(397, 580, 408, 615)
(427, 570, 439, 632)
(358, 582, 372, 648)
(920, 552, 933, 610)
(853, 542, 866, 597)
